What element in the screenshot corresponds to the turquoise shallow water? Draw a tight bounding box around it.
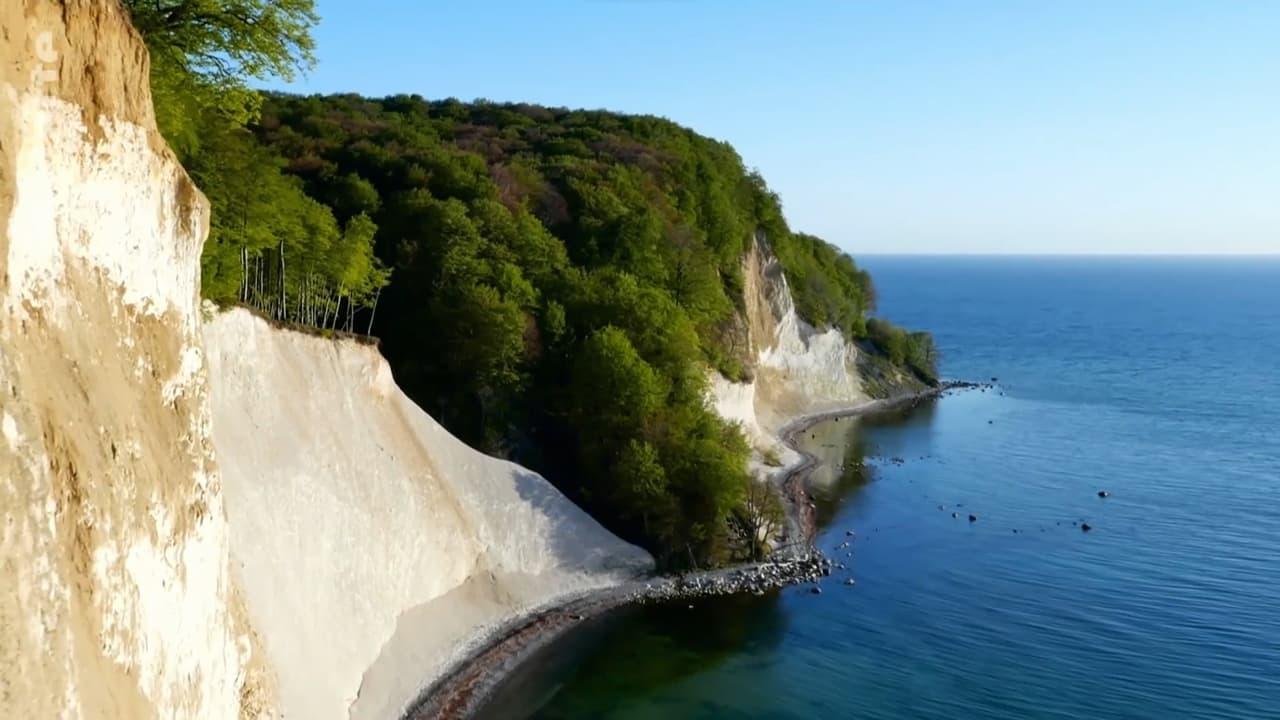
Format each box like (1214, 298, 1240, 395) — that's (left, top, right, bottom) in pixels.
(475, 257, 1280, 720)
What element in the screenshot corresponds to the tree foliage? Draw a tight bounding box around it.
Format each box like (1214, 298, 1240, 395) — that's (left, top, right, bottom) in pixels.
(868, 318, 939, 383)
(125, 0, 935, 566)
(124, 0, 318, 157)
(127, 0, 389, 331)
(771, 232, 877, 338)
(732, 480, 787, 561)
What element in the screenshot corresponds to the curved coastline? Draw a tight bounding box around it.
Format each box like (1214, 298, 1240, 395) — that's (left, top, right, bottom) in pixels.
(402, 382, 977, 720)
(774, 381, 982, 544)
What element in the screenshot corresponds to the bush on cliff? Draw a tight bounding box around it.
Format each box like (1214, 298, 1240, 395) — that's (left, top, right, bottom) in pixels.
(868, 318, 939, 384)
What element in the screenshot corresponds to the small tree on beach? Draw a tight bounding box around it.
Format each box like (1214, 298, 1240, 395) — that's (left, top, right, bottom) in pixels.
(733, 479, 786, 561)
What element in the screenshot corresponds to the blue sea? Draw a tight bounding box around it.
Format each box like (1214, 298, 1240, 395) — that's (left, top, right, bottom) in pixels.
(476, 256, 1280, 720)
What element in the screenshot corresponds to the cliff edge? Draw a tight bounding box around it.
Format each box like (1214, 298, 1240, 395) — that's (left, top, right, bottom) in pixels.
(1, 2, 263, 717)
(709, 233, 927, 471)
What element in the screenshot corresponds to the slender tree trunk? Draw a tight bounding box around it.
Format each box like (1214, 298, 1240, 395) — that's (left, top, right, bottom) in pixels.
(239, 199, 249, 302)
(278, 240, 286, 321)
(330, 284, 345, 331)
(366, 287, 381, 335)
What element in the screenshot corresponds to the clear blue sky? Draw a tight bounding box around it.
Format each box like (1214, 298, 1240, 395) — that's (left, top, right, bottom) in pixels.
(268, 1, 1279, 255)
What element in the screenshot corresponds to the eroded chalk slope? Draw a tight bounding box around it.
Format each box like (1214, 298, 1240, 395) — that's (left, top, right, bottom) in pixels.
(204, 309, 652, 720)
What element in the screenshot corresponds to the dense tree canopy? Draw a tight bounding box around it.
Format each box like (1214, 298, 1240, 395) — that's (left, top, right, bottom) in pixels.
(126, 0, 389, 332)
(128, 2, 936, 567)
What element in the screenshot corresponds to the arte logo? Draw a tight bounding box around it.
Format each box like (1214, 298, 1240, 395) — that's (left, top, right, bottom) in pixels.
(31, 32, 57, 91)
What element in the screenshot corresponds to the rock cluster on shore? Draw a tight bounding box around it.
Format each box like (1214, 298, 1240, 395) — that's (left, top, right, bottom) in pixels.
(632, 553, 834, 603)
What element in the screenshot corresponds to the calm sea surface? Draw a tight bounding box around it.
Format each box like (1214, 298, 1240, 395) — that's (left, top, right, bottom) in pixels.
(476, 256, 1280, 720)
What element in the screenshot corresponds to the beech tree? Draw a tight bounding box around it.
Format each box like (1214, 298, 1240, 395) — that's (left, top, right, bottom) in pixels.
(734, 480, 786, 561)
(128, 0, 389, 331)
(123, 0, 318, 157)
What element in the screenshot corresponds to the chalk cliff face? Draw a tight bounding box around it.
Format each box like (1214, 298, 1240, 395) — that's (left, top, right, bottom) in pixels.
(710, 234, 923, 468)
(203, 309, 651, 720)
(0, 2, 267, 718)
(0, 3, 650, 719)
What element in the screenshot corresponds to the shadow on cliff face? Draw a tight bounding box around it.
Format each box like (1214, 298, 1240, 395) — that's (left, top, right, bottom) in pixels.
(510, 467, 654, 575)
(473, 592, 789, 720)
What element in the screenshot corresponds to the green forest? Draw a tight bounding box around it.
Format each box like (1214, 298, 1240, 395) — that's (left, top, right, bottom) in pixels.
(126, 0, 936, 568)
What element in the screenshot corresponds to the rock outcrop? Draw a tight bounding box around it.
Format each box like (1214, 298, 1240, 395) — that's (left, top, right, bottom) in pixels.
(1, 3, 264, 718)
(709, 233, 924, 469)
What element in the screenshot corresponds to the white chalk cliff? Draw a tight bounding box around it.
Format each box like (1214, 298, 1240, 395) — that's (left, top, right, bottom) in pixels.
(0, 3, 649, 719)
(708, 234, 922, 474)
(204, 309, 651, 720)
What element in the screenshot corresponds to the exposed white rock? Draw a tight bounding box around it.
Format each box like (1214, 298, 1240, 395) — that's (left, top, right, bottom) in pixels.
(0, 4, 259, 717)
(204, 308, 653, 720)
(5, 96, 202, 324)
(1, 6, 651, 720)
(707, 235, 872, 477)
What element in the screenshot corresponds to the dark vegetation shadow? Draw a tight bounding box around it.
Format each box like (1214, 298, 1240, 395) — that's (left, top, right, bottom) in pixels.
(473, 592, 790, 720)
